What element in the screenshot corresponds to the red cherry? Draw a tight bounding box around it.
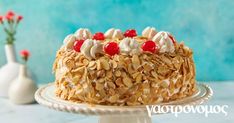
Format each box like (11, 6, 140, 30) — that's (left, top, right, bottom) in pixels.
(73, 40, 85, 52)
(168, 34, 176, 44)
(104, 42, 119, 56)
(124, 29, 137, 38)
(141, 40, 158, 53)
(93, 32, 105, 40)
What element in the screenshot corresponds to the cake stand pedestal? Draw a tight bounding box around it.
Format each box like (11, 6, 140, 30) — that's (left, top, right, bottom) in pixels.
(35, 83, 213, 123)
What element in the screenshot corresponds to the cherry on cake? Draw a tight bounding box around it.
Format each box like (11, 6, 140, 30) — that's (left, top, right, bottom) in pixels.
(53, 27, 196, 106)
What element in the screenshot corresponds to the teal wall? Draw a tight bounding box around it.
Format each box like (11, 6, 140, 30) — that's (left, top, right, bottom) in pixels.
(0, 0, 234, 84)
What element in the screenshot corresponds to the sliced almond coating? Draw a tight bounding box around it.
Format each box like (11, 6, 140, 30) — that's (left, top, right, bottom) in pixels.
(106, 71, 113, 78)
(124, 57, 131, 65)
(88, 61, 96, 68)
(123, 77, 133, 87)
(160, 81, 169, 88)
(75, 62, 84, 68)
(72, 66, 85, 73)
(143, 63, 152, 72)
(95, 83, 104, 91)
(97, 78, 105, 83)
(121, 72, 127, 77)
(132, 72, 140, 79)
(82, 58, 89, 66)
(107, 82, 116, 89)
(68, 89, 76, 99)
(127, 64, 135, 74)
(115, 78, 123, 87)
(72, 75, 81, 84)
(98, 89, 106, 97)
(100, 59, 110, 70)
(161, 55, 172, 65)
(110, 60, 118, 68)
(151, 71, 158, 78)
(65, 60, 75, 70)
(136, 74, 142, 83)
(89, 65, 97, 70)
(96, 60, 101, 70)
(97, 70, 105, 78)
(132, 55, 140, 70)
(81, 68, 88, 81)
(108, 94, 119, 103)
(114, 70, 121, 77)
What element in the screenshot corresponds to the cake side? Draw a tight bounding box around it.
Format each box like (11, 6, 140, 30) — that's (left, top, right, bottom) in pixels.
(53, 27, 196, 106)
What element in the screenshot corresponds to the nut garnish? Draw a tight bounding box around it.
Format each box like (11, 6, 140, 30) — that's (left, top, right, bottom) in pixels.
(132, 55, 140, 70)
(100, 58, 110, 70)
(54, 41, 196, 106)
(123, 77, 133, 87)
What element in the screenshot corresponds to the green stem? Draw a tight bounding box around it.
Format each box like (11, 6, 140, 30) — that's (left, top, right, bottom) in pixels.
(1, 20, 18, 44)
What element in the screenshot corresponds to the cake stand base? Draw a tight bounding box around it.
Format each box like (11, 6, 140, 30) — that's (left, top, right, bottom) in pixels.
(35, 83, 212, 123)
(99, 115, 151, 123)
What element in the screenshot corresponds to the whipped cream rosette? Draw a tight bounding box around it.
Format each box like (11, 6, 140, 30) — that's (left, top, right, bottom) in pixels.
(152, 31, 175, 53)
(119, 38, 140, 55)
(74, 28, 92, 40)
(80, 39, 104, 59)
(104, 28, 124, 39)
(142, 26, 157, 39)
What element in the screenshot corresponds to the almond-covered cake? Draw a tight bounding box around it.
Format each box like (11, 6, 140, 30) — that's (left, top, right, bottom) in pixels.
(53, 27, 196, 106)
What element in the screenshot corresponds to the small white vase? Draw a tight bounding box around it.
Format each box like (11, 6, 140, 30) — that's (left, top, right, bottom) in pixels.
(9, 64, 38, 104)
(0, 44, 20, 97)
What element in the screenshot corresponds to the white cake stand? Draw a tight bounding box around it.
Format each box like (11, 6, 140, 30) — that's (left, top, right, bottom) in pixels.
(35, 83, 213, 123)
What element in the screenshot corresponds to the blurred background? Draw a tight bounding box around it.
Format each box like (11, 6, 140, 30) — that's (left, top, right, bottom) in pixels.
(0, 0, 234, 84)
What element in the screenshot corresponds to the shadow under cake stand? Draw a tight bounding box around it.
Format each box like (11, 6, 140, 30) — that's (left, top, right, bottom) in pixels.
(35, 83, 213, 123)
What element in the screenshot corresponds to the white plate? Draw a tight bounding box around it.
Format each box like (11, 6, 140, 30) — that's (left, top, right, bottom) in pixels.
(35, 83, 213, 116)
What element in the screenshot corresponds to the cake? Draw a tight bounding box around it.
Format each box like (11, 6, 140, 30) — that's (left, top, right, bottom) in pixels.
(53, 27, 196, 106)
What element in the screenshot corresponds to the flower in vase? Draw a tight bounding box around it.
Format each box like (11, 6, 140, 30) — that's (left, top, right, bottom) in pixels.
(20, 50, 30, 63)
(0, 16, 3, 24)
(5, 11, 15, 22)
(0, 10, 23, 44)
(17, 15, 23, 23)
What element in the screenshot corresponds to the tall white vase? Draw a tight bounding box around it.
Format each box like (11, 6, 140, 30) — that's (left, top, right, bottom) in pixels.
(0, 44, 20, 97)
(9, 65, 38, 104)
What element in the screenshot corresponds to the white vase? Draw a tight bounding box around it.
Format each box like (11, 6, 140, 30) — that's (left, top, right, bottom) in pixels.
(9, 64, 38, 104)
(0, 44, 20, 97)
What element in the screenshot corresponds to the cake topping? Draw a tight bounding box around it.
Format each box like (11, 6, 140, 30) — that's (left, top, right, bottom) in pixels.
(80, 39, 103, 59)
(104, 42, 119, 56)
(124, 29, 137, 38)
(74, 28, 92, 40)
(119, 38, 140, 55)
(62, 27, 179, 59)
(63, 34, 76, 49)
(141, 40, 158, 53)
(104, 28, 124, 39)
(73, 40, 85, 52)
(152, 31, 175, 53)
(142, 27, 157, 39)
(93, 32, 105, 40)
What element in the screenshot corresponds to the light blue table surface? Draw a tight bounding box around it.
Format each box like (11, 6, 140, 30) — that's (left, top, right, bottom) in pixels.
(0, 82, 233, 123)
